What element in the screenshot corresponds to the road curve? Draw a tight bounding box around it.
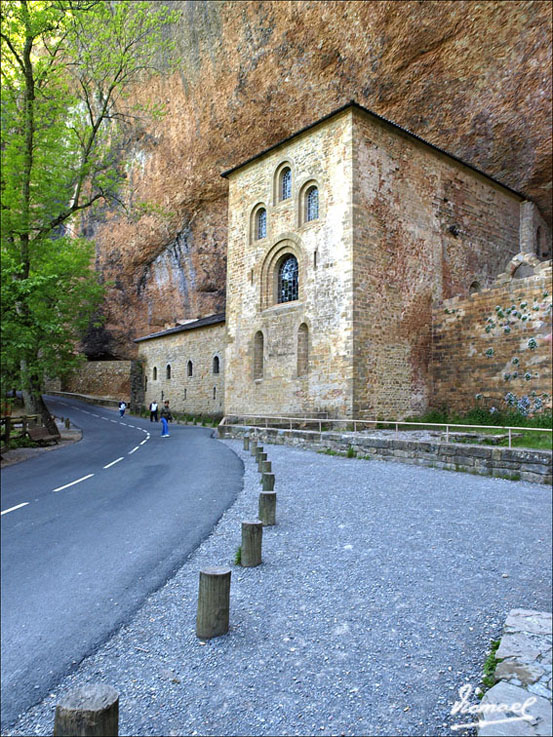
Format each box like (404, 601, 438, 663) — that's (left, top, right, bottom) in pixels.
(0, 396, 243, 729)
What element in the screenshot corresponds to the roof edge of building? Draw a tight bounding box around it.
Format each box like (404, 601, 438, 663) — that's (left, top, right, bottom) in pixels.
(134, 312, 226, 343)
(220, 100, 526, 201)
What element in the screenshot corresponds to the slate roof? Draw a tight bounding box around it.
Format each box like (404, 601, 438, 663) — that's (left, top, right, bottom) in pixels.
(134, 312, 226, 343)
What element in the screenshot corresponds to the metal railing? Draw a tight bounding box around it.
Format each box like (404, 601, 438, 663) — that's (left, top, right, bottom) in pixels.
(220, 413, 552, 450)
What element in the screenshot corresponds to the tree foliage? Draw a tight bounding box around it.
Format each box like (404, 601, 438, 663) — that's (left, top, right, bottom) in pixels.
(1, 0, 179, 423)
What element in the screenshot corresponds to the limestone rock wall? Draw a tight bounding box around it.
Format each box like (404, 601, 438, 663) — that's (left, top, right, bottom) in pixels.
(84, 0, 552, 359)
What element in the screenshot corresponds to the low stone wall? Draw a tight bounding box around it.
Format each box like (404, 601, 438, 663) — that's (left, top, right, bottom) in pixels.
(47, 391, 119, 408)
(219, 425, 552, 485)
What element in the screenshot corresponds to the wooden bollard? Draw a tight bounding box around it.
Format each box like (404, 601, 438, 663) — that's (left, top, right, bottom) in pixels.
(53, 684, 119, 736)
(243, 435, 250, 451)
(260, 459, 272, 484)
(64, 417, 70, 429)
(241, 520, 262, 567)
(259, 491, 276, 526)
(262, 472, 275, 491)
(255, 445, 264, 461)
(257, 451, 267, 472)
(250, 440, 258, 457)
(196, 567, 231, 639)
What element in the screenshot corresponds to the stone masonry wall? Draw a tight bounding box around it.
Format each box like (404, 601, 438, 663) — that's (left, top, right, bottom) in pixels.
(352, 108, 523, 419)
(220, 424, 552, 486)
(432, 266, 552, 414)
(61, 361, 132, 401)
(224, 109, 355, 418)
(138, 323, 225, 416)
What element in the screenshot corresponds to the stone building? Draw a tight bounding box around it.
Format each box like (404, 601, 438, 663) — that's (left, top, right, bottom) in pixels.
(135, 102, 551, 419)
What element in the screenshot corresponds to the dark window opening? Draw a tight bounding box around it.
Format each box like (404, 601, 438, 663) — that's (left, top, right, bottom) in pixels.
(278, 255, 299, 303)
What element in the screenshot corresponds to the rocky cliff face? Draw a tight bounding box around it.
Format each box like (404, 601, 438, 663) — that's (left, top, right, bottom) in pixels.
(83, 0, 552, 359)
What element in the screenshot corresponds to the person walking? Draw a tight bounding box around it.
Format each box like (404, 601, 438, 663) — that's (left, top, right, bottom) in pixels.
(149, 400, 158, 422)
(118, 400, 127, 417)
(160, 400, 172, 437)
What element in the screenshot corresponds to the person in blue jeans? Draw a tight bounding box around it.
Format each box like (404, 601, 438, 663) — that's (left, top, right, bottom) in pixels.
(160, 401, 172, 437)
(118, 400, 126, 417)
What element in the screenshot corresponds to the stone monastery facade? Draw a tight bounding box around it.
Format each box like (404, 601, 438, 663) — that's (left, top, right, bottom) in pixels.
(135, 102, 551, 419)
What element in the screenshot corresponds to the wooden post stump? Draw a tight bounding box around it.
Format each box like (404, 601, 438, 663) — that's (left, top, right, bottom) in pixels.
(53, 684, 119, 736)
(262, 472, 275, 491)
(260, 459, 272, 484)
(64, 418, 70, 429)
(241, 520, 262, 567)
(250, 440, 258, 457)
(255, 445, 264, 462)
(258, 492, 276, 526)
(243, 435, 250, 451)
(257, 452, 267, 472)
(196, 566, 231, 639)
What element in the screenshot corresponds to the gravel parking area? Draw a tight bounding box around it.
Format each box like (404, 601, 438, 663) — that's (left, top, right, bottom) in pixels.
(4, 438, 551, 737)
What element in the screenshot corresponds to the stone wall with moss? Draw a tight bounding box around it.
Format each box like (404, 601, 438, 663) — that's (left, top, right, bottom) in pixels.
(431, 265, 552, 415)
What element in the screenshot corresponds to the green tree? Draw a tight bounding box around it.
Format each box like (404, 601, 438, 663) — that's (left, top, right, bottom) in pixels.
(1, 0, 179, 431)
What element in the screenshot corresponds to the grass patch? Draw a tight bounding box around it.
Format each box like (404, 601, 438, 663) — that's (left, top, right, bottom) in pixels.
(234, 546, 242, 566)
(402, 409, 552, 451)
(346, 445, 357, 458)
(480, 639, 502, 693)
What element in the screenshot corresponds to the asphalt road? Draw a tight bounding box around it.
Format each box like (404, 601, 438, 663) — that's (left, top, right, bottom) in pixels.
(0, 396, 243, 730)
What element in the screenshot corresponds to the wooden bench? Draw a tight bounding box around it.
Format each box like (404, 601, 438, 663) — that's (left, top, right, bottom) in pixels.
(27, 425, 60, 445)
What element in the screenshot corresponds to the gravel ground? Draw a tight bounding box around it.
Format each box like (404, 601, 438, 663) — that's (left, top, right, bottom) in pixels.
(4, 438, 551, 737)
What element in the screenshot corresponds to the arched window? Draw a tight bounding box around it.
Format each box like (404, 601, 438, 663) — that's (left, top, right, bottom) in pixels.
(187, 360, 193, 377)
(278, 255, 299, 303)
(256, 208, 267, 240)
(469, 281, 481, 295)
(280, 167, 291, 201)
(254, 331, 264, 380)
(306, 186, 319, 222)
(153, 366, 157, 380)
(166, 364, 171, 379)
(297, 323, 309, 376)
(212, 355, 220, 374)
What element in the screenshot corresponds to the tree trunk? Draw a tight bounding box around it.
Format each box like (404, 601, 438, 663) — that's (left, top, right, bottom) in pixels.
(21, 361, 58, 435)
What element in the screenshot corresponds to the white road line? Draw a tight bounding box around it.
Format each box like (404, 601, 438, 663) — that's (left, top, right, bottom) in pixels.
(139, 439, 147, 445)
(120, 422, 128, 426)
(101, 417, 109, 421)
(127, 425, 136, 428)
(128, 446, 140, 455)
(92, 414, 100, 417)
(53, 474, 94, 492)
(104, 457, 124, 469)
(110, 419, 118, 423)
(1, 502, 29, 516)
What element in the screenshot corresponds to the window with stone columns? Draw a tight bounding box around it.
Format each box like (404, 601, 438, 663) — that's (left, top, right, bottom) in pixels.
(297, 323, 309, 376)
(254, 331, 264, 380)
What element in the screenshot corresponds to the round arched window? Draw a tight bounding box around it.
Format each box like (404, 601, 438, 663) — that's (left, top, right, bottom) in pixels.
(278, 255, 299, 303)
(305, 186, 319, 222)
